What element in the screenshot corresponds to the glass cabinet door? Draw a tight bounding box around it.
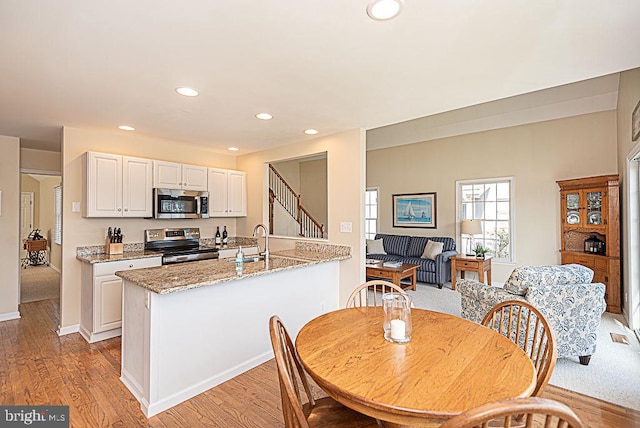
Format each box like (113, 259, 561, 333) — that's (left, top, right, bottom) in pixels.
(586, 190, 603, 225)
(565, 192, 580, 225)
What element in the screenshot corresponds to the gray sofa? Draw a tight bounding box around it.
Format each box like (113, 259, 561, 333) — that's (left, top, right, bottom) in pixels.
(367, 233, 457, 288)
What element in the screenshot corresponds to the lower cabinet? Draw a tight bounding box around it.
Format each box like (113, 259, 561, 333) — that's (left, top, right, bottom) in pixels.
(561, 251, 621, 314)
(80, 257, 161, 343)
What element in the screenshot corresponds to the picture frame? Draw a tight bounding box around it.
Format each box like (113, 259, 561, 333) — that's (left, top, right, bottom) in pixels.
(392, 192, 437, 228)
(633, 99, 640, 142)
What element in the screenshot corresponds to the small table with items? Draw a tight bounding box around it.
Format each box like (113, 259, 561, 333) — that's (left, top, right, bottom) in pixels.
(366, 260, 419, 291)
(449, 255, 492, 290)
(22, 238, 48, 268)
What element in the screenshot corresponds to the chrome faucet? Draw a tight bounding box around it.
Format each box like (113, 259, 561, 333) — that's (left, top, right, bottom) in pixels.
(253, 223, 270, 262)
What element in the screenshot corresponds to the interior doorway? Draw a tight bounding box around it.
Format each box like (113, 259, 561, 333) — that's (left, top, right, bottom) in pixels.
(19, 173, 62, 306)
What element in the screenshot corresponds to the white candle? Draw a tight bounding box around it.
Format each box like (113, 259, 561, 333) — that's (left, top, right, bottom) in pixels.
(390, 319, 406, 340)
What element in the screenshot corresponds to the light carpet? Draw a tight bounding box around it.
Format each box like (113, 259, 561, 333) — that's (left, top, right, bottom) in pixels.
(405, 282, 640, 411)
(20, 265, 60, 303)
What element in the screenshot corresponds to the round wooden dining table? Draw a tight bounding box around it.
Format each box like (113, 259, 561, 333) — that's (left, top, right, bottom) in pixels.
(295, 307, 536, 427)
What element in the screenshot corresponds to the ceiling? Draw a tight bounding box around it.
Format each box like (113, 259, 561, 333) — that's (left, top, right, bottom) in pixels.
(2, 1, 640, 155)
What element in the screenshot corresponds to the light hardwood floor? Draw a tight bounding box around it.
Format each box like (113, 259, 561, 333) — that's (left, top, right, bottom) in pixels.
(2, 298, 639, 427)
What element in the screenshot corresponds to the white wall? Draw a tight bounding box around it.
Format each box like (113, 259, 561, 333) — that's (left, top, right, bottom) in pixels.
(236, 129, 366, 306)
(367, 111, 618, 282)
(0, 136, 21, 320)
(59, 127, 238, 330)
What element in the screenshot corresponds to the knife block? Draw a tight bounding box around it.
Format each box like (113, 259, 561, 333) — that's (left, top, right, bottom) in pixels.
(106, 238, 123, 255)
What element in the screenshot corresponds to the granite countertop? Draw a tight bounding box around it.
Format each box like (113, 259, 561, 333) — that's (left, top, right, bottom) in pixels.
(76, 237, 258, 264)
(116, 251, 349, 295)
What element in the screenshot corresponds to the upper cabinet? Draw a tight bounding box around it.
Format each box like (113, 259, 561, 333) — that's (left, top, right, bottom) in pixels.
(83, 152, 153, 218)
(153, 160, 208, 191)
(208, 168, 247, 217)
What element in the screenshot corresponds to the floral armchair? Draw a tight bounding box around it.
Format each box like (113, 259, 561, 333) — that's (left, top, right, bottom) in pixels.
(457, 264, 606, 365)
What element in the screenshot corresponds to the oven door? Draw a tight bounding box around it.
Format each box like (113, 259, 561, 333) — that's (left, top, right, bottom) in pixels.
(154, 189, 207, 219)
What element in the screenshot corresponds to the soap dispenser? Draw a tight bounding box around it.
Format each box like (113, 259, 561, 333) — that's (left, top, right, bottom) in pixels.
(235, 246, 244, 276)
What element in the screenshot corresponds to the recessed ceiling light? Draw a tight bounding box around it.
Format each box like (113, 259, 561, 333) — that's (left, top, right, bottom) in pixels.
(176, 87, 199, 97)
(255, 113, 273, 120)
(304, 129, 319, 135)
(118, 125, 135, 131)
(228, 147, 239, 151)
(367, 0, 403, 21)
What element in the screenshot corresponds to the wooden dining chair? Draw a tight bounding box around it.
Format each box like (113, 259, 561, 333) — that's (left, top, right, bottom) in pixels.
(346, 279, 409, 307)
(269, 316, 378, 428)
(482, 300, 558, 397)
(440, 397, 584, 428)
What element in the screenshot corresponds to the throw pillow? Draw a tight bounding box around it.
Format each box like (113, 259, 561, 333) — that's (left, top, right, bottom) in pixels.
(366, 238, 386, 254)
(422, 240, 444, 260)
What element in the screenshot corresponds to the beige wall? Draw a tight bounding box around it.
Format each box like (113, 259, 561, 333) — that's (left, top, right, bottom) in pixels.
(236, 129, 366, 306)
(367, 111, 618, 282)
(0, 136, 21, 320)
(300, 158, 328, 228)
(20, 148, 61, 174)
(59, 127, 238, 329)
(616, 67, 640, 328)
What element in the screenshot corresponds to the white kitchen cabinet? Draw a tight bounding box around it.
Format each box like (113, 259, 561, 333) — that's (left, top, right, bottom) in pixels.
(83, 151, 153, 218)
(153, 160, 208, 191)
(80, 257, 161, 343)
(208, 168, 247, 217)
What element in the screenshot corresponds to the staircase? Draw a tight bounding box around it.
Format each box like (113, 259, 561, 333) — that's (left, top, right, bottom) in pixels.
(268, 164, 325, 239)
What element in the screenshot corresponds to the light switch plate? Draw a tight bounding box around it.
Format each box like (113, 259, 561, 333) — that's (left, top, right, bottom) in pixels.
(339, 222, 352, 233)
(72, 202, 80, 213)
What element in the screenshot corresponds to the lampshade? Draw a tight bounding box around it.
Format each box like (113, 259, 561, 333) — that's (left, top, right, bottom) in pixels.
(461, 220, 482, 235)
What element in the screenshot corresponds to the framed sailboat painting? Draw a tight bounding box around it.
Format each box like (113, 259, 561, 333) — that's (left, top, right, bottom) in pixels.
(392, 192, 437, 228)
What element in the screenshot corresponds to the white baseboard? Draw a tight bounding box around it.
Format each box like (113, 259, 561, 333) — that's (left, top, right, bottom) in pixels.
(141, 351, 273, 418)
(49, 264, 61, 273)
(0, 311, 21, 322)
(79, 325, 121, 343)
(57, 324, 80, 336)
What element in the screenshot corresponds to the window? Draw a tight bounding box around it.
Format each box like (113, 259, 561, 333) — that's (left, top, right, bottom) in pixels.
(365, 188, 379, 240)
(457, 178, 514, 263)
(54, 185, 62, 245)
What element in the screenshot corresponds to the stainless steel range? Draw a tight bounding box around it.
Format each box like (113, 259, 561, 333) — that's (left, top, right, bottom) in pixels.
(144, 228, 218, 264)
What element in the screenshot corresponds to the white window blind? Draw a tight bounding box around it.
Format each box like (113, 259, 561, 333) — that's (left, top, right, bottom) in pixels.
(54, 185, 62, 245)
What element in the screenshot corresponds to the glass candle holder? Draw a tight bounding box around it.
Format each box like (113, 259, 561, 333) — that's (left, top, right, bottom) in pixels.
(382, 293, 412, 344)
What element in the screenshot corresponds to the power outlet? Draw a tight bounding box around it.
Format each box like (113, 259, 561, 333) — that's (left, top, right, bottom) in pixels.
(339, 222, 352, 233)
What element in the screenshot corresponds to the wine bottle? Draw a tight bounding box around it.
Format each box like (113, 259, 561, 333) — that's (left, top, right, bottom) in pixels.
(222, 226, 228, 246)
(215, 226, 221, 246)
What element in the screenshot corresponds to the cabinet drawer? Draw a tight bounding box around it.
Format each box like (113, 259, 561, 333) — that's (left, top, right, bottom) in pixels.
(367, 268, 390, 277)
(93, 257, 161, 276)
(571, 254, 595, 269)
(595, 258, 608, 271)
(457, 260, 480, 269)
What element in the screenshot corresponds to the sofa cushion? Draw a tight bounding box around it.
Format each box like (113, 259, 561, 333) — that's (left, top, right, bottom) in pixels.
(503, 264, 595, 296)
(402, 257, 436, 272)
(407, 237, 429, 257)
(366, 239, 386, 254)
(375, 234, 411, 257)
(422, 240, 444, 260)
(425, 236, 456, 252)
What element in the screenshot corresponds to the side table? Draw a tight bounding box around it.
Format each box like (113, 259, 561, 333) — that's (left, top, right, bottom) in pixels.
(450, 255, 492, 290)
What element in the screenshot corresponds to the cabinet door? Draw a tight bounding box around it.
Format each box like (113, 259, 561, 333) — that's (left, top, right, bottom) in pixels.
(583, 188, 606, 229)
(563, 191, 581, 226)
(227, 171, 247, 216)
(94, 275, 123, 333)
(84, 152, 123, 217)
(208, 168, 229, 216)
(123, 156, 153, 217)
(154, 160, 182, 189)
(182, 165, 208, 191)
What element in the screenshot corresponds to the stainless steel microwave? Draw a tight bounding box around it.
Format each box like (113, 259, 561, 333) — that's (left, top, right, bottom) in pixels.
(153, 188, 209, 219)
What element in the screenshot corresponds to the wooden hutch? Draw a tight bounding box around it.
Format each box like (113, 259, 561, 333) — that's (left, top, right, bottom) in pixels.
(557, 174, 621, 313)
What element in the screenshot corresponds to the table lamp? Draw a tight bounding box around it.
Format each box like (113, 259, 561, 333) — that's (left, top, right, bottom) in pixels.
(461, 220, 482, 256)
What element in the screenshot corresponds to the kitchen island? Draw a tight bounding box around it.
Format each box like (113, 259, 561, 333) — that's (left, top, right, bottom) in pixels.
(116, 242, 350, 417)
